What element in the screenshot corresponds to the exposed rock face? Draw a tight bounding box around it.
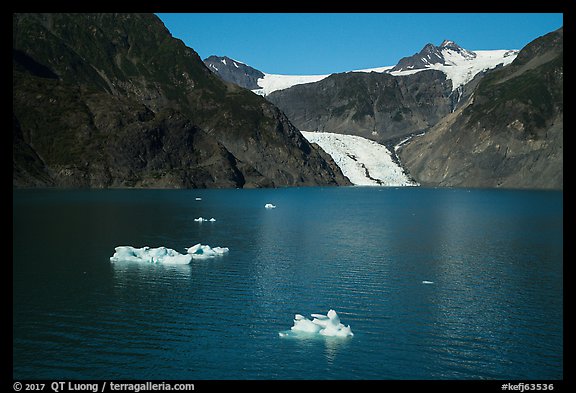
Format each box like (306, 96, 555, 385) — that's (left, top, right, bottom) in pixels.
(266, 70, 453, 143)
(203, 55, 264, 90)
(13, 13, 350, 188)
(397, 28, 563, 189)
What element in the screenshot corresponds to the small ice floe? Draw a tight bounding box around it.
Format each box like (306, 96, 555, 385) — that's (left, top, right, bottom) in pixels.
(264, 203, 276, 209)
(194, 217, 216, 222)
(185, 243, 229, 259)
(279, 309, 353, 338)
(422, 280, 435, 285)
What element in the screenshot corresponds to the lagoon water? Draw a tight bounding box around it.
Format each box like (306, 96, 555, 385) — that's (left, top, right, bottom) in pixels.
(13, 187, 563, 380)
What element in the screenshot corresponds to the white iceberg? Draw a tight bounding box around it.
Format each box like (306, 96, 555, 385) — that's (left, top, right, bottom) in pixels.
(280, 309, 353, 338)
(110, 243, 229, 264)
(110, 246, 192, 265)
(185, 243, 229, 259)
(194, 217, 216, 222)
(264, 203, 276, 209)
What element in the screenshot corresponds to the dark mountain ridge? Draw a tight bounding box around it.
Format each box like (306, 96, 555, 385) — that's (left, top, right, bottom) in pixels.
(13, 13, 350, 188)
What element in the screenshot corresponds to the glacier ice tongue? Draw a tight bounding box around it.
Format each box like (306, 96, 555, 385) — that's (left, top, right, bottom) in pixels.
(283, 309, 353, 337)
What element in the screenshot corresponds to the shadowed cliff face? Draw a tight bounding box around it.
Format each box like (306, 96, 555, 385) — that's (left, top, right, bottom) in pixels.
(266, 70, 453, 143)
(398, 28, 563, 189)
(12, 13, 350, 188)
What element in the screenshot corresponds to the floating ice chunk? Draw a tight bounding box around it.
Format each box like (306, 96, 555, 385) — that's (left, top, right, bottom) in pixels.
(282, 309, 353, 338)
(194, 217, 216, 222)
(109, 246, 192, 264)
(291, 316, 322, 333)
(264, 203, 276, 209)
(185, 243, 229, 259)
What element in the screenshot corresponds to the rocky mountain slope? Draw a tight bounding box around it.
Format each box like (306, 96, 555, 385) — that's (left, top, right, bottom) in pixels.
(13, 13, 350, 188)
(262, 40, 517, 144)
(266, 69, 454, 144)
(397, 28, 563, 189)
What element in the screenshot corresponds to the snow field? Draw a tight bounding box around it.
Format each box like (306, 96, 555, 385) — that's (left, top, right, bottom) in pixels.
(251, 49, 518, 95)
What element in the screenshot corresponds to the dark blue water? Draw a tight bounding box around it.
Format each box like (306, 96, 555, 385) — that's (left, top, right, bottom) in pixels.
(13, 187, 563, 380)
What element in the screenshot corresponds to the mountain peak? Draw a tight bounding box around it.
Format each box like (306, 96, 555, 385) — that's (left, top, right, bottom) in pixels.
(439, 40, 477, 61)
(440, 39, 456, 48)
(203, 55, 264, 90)
(390, 40, 476, 72)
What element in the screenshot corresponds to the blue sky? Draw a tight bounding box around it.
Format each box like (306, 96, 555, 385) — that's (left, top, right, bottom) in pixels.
(156, 13, 563, 75)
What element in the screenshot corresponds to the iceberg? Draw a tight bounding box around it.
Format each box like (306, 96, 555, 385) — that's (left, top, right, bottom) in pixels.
(110, 244, 229, 264)
(264, 203, 276, 209)
(280, 309, 354, 338)
(194, 217, 216, 222)
(109, 246, 192, 265)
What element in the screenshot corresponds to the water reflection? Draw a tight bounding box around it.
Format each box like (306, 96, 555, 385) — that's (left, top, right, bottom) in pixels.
(279, 331, 352, 365)
(110, 260, 192, 280)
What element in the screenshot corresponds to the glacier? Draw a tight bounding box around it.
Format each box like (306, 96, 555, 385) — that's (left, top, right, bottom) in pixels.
(109, 244, 229, 264)
(251, 48, 517, 96)
(301, 131, 418, 186)
(252, 73, 329, 96)
(279, 309, 354, 338)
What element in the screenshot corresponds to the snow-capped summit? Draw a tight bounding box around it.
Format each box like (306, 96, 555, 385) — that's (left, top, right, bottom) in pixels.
(390, 40, 479, 72)
(386, 40, 518, 91)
